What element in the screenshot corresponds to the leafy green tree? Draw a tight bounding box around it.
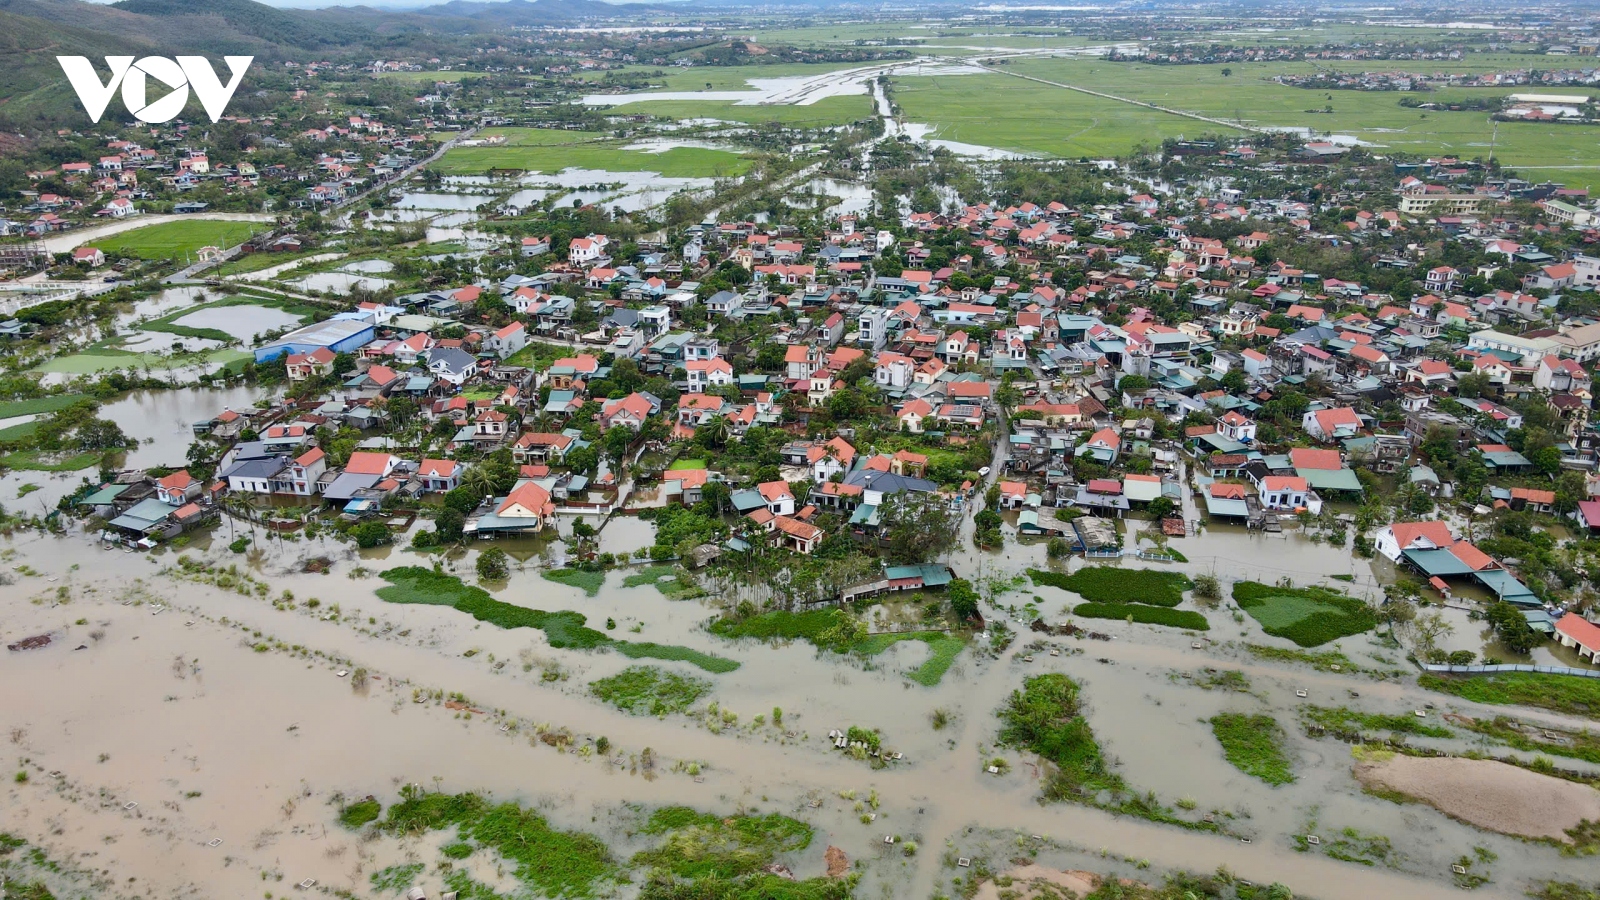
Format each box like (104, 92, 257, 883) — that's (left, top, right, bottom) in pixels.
(948, 578, 981, 622)
(877, 492, 957, 565)
(476, 547, 510, 581)
(435, 508, 466, 543)
(351, 521, 390, 548)
(1116, 374, 1151, 395)
(1485, 600, 1542, 654)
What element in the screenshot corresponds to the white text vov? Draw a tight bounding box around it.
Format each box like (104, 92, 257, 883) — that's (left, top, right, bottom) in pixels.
(57, 56, 253, 124)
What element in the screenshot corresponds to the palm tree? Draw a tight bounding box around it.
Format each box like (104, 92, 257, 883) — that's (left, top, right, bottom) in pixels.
(700, 415, 730, 449)
(462, 465, 496, 500)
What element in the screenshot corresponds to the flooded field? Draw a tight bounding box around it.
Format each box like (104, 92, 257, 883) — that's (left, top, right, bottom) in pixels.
(522, 169, 718, 213)
(294, 273, 396, 294)
(396, 192, 495, 211)
(902, 123, 1037, 159)
(4, 509, 1599, 900)
(170, 305, 304, 343)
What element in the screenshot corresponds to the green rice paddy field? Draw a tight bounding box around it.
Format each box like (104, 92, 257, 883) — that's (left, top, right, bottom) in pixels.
(433, 127, 753, 176)
(891, 55, 1600, 189)
(90, 220, 267, 260)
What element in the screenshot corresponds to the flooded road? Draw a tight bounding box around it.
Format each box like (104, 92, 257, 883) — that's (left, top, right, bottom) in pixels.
(4, 521, 1595, 899)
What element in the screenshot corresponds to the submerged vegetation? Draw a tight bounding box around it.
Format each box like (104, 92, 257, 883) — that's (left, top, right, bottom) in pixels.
(1420, 673, 1600, 721)
(1029, 567, 1194, 606)
(1073, 602, 1209, 630)
(1028, 567, 1205, 629)
(709, 608, 964, 684)
(376, 786, 615, 898)
(377, 568, 738, 673)
(1232, 582, 1376, 647)
(997, 673, 1124, 799)
(337, 797, 382, 829)
(1244, 644, 1355, 671)
(590, 666, 711, 716)
(996, 674, 1220, 831)
(1300, 706, 1452, 739)
(357, 791, 846, 900)
(1210, 714, 1295, 786)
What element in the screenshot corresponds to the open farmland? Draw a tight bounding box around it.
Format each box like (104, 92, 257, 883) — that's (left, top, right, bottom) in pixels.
(891, 71, 1237, 159)
(434, 127, 752, 177)
(891, 55, 1600, 188)
(90, 220, 267, 261)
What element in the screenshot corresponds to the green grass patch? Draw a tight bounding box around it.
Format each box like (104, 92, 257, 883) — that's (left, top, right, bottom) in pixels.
(710, 608, 860, 652)
(623, 565, 680, 587)
(0, 449, 104, 471)
(621, 565, 706, 600)
(590, 666, 710, 716)
(997, 673, 1124, 799)
(855, 631, 967, 686)
(889, 56, 1600, 190)
(1419, 672, 1600, 721)
(614, 642, 740, 674)
(1232, 581, 1376, 647)
(1191, 668, 1252, 692)
(668, 459, 708, 471)
(378, 788, 614, 899)
(338, 798, 382, 830)
(1461, 716, 1600, 765)
(1210, 713, 1295, 785)
(1300, 705, 1453, 739)
(0, 421, 39, 442)
(370, 862, 424, 893)
(377, 567, 737, 672)
(1530, 882, 1600, 900)
(634, 806, 812, 879)
(90, 219, 267, 260)
(1073, 602, 1209, 631)
(1030, 566, 1193, 606)
(711, 611, 962, 681)
(544, 567, 607, 596)
(0, 394, 87, 419)
(1245, 644, 1356, 671)
(907, 635, 966, 687)
(502, 341, 573, 371)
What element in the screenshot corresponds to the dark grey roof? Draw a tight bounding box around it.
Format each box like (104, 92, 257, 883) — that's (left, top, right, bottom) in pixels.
(426, 347, 476, 375)
(220, 456, 290, 480)
(843, 470, 939, 494)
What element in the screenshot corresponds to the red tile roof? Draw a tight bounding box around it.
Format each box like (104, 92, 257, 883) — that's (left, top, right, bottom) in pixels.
(1556, 612, 1600, 651)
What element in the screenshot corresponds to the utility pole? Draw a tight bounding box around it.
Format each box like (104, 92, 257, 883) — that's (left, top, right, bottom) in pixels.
(1487, 117, 1498, 166)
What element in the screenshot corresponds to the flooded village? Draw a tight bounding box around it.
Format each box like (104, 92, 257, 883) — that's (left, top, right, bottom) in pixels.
(7, 6, 1600, 900)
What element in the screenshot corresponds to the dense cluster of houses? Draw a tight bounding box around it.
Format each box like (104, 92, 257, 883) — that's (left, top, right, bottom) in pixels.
(0, 116, 438, 243)
(55, 141, 1600, 652)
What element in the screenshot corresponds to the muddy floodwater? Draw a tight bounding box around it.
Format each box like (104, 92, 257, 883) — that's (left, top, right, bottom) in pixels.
(4, 518, 1598, 900)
